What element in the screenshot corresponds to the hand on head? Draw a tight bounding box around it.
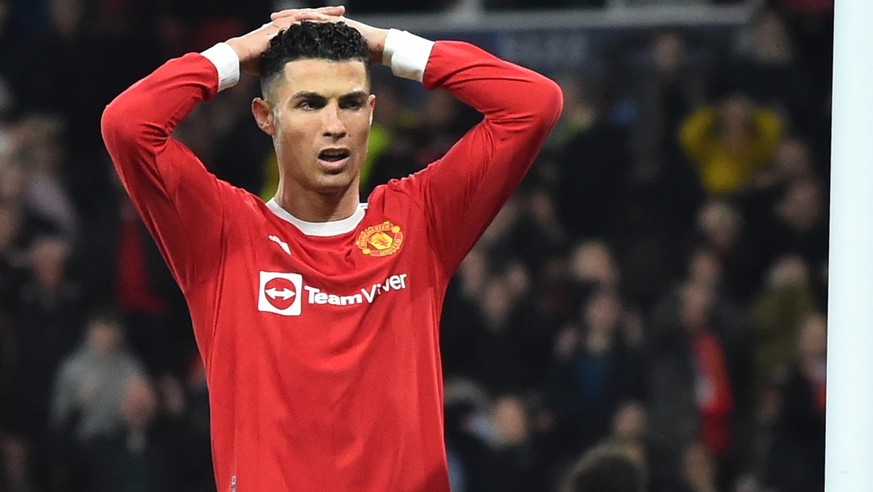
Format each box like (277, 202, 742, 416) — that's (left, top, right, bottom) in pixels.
(271, 8, 388, 65)
(227, 6, 347, 74)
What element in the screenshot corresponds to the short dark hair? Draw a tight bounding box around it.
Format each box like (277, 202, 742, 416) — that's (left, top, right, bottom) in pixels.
(260, 21, 371, 98)
(561, 444, 646, 492)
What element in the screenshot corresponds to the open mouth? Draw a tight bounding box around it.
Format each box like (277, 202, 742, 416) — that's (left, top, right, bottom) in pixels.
(318, 149, 351, 162)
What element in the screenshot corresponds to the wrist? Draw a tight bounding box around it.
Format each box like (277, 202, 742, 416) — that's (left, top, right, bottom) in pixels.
(382, 29, 434, 82)
(201, 42, 241, 92)
(369, 28, 389, 66)
(224, 38, 250, 63)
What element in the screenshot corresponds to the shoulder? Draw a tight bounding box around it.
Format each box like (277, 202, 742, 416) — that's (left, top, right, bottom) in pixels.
(367, 174, 427, 211)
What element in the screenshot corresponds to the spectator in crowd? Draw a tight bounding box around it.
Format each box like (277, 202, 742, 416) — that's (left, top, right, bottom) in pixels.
(675, 440, 720, 492)
(762, 136, 819, 185)
(559, 442, 647, 492)
(607, 400, 649, 465)
(8, 234, 84, 490)
(49, 311, 143, 439)
(720, 8, 818, 137)
(751, 255, 817, 392)
(567, 239, 622, 295)
(501, 184, 569, 274)
(468, 266, 545, 393)
(486, 395, 550, 491)
(443, 378, 493, 492)
(761, 177, 829, 276)
(692, 199, 762, 304)
(679, 92, 784, 197)
(49, 308, 145, 490)
(740, 135, 820, 217)
(13, 113, 79, 237)
(79, 376, 175, 491)
(0, 122, 70, 243)
(631, 29, 707, 168)
(647, 280, 735, 488)
(544, 288, 646, 466)
(762, 312, 826, 492)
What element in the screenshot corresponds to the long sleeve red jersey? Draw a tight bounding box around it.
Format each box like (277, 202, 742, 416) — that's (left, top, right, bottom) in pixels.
(102, 33, 562, 492)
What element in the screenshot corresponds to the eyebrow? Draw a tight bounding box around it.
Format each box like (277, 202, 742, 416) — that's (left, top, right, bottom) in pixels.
(339, 91, 369, 103)
(291, 90, 369, 102)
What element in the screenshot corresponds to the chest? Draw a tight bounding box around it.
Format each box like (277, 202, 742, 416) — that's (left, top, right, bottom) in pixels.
(222, 211, 428, 318)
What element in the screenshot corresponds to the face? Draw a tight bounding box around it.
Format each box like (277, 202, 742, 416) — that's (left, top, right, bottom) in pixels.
(88, 320, 121, 354)
(254, 58, 375, 198)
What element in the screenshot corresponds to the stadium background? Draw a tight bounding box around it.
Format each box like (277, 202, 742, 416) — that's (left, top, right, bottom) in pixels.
(0, 0, 833, 490)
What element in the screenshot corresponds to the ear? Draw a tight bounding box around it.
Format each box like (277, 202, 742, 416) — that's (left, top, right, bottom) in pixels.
(252, 98, 275, 136)
(368, 94, 376, 126)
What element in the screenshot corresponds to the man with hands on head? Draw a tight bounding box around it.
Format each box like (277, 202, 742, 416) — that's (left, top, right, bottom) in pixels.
(102, 6, 562, 491)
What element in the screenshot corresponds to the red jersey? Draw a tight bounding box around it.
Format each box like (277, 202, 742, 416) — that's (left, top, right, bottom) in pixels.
(102, 35, 561, 492)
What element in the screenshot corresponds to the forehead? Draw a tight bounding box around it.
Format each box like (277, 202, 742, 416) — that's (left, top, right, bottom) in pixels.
(274, 58, 370, 97)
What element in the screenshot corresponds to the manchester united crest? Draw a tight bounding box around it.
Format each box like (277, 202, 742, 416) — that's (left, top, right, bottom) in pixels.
(356, 221, 404, 257)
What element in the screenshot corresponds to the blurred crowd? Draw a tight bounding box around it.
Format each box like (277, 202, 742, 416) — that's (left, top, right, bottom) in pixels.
(0, 0, 832, 491)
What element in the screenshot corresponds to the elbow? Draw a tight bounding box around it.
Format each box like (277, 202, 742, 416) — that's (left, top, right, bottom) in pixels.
(541, 78, 564, 129)
(100, 94, 163, 153)
(101, 97, 132, 149)
(523, 77, 563, 134)
(100, 101, 136, 178)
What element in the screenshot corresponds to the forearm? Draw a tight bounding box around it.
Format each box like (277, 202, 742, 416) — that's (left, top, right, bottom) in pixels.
(423, 41, 563, 133)
(101, 51, 224, 159)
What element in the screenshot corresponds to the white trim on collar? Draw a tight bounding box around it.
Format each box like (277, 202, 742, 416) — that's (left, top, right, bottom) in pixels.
(266, 198, 367, 237)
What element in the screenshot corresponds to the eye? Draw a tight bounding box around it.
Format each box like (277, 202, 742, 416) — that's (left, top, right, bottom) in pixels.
(341, 100, 364, 110)
(298, 99, 325, 110)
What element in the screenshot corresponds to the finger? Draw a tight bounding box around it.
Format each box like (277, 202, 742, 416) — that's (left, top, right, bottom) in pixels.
(269, 13, 337, 32)
(301, 13, 340, 24)
(271, 6, 344, 20)
(270, 12, 342, 26)
(313, 5, 346, 13)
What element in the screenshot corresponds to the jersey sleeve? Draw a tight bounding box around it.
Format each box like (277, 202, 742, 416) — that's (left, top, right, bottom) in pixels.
(398, 41, 563, 275)
(101, 52, 231, 293)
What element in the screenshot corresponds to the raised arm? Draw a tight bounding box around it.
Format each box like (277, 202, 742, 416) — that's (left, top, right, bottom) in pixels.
(422, 40, 563, 271)
(100, 8, 344, 291)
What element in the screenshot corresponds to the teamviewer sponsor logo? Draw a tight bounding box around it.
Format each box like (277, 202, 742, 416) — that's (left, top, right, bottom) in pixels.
(258, 271, 302, 316)
(258, 271, 409, 316)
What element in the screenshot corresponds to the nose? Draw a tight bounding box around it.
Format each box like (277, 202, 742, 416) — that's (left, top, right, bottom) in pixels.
(322, 104, 347, 140)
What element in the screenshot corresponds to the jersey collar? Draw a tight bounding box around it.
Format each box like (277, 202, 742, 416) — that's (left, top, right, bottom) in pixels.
(266, 198, 367, 237)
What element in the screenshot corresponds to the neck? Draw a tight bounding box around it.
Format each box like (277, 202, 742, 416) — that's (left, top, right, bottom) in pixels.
(275, 182, 361, 223)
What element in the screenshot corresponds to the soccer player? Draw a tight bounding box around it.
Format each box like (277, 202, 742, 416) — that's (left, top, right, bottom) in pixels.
(101, 6, 562, 491)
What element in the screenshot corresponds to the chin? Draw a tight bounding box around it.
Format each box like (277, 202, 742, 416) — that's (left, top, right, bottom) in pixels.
(313, 175, 357, 195)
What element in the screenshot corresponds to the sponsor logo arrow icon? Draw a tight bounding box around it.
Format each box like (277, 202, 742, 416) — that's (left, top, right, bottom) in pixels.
(265, 287, 296, 301)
